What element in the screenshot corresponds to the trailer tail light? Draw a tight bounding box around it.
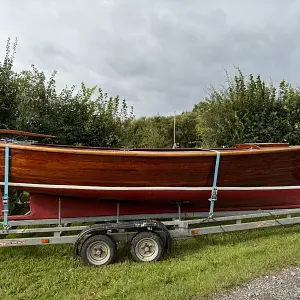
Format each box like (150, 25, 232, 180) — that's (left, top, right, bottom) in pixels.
(191, 230, 198, 235)
(41, 239, 49, 244)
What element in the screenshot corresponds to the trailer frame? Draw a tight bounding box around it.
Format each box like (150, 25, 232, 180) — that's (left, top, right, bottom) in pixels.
(1, 206, 300, 266)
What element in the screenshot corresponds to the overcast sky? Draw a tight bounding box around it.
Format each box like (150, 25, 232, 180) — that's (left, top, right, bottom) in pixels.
(1, 0, 300, 117)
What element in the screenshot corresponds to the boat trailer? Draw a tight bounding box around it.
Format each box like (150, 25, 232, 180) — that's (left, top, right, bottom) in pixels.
(1, 134, 300, 266)
(1, 206, 300, 266)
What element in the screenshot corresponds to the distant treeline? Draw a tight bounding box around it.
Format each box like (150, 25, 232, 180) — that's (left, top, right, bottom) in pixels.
(2, 38, 300, 150)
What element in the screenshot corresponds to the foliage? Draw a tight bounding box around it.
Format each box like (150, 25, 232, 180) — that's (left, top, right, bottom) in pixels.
(127, 116, 171, 148)
(126, 112, 201, 148)
(0, 38, 19, 129)
(173, 111, 201, 147)
(82, 87, 134, 147)
(8, 190, 30, 215)
(0, 39, 134, 148)
(195, 69, 300, 147)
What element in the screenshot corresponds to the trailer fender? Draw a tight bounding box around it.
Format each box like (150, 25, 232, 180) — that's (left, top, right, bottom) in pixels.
(73, 220, 172, 264)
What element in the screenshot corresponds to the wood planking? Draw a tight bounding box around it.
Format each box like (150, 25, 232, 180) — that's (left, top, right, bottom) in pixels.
(1, 145, 300, 188)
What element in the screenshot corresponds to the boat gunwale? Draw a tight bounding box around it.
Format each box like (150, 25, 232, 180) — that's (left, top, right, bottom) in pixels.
(1, 143, 300, 157)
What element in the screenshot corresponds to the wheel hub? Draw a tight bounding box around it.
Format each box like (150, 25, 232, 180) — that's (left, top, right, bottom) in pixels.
(93, 246, 106, 258)
(87, 241, 111, 265)
(140, 243, 153, 256)
(135, 238, 159, 261)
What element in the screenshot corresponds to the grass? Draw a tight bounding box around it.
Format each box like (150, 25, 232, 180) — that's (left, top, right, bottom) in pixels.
(1, 224, 300, 300)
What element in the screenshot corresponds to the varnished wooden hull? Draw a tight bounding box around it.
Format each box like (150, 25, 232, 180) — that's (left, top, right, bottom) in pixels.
(1, 142, 300, 218)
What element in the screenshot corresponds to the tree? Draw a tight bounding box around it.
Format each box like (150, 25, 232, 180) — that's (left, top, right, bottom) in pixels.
(173, 111, 202, 148)
(0, 38, 19, 129)
(0, 40, 134, 148)
(82, 87, 134, 147)
(126, 112, 201, 148)
(126, 116, 170, 148)
(195, 69, 297, 147)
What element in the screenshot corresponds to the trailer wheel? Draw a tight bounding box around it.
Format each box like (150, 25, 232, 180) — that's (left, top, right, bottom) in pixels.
(130, 231, 164, 263)
(80, 235, 116, 267)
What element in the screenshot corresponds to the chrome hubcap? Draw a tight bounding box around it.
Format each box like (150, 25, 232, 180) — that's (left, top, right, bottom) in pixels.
(87, 241, 111, 265)
(135, 238, 159, 261)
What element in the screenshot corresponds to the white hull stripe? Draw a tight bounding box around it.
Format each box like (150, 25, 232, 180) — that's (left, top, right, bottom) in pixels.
(1, 182, 300, 191)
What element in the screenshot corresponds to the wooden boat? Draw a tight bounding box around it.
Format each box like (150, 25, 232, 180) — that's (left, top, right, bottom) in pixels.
(1, 129, 300, 219)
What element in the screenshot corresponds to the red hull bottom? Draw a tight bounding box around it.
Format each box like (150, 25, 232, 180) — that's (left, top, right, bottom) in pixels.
(2, 189, 300, 220)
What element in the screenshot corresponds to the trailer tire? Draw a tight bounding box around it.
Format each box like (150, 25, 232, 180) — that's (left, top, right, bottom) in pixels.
(130, 231, 164, 263)
(80, 234, 116, 267)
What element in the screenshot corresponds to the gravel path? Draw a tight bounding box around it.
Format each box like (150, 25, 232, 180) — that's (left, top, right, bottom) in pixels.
(211, 267, 300, 300)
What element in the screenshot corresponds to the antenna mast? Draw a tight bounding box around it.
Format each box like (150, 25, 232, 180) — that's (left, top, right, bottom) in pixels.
(173, 112, 176, 148)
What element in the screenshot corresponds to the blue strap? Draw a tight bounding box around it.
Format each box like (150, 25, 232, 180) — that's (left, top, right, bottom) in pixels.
(208, 150, 221, 218)
(1, 144, 9, 227)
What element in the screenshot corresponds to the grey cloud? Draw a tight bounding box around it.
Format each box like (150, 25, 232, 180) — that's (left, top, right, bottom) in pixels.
(1, 0, 300, 117)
